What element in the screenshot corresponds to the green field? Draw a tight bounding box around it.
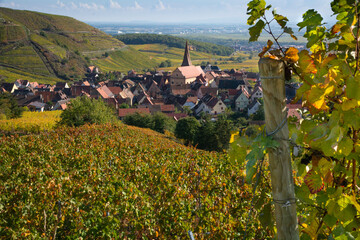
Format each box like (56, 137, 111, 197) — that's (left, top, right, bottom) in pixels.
(92, 46, 158, 72)
(0, 66, 60, 84)
(130, 44, 259, 72)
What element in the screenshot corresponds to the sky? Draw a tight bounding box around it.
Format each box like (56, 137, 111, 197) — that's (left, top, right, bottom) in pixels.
(0, 0, 334, 24)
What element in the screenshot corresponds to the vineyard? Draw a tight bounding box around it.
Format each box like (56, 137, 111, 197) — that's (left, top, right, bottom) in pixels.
(0, 110, 61, 134)
(0, 123, 273, 239)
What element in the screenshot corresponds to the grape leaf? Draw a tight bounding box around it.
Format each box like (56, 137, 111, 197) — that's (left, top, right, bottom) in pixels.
(346, 75, 360, 100)
(304, 169, 324, 194)
(284, 47, 299, 63)
(249, 19, 265, 42)
(297, 9, 323, 32)
(258, 40, 273, 57)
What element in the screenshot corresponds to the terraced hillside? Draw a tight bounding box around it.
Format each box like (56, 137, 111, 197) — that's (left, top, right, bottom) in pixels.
(0, 8, 157, 83)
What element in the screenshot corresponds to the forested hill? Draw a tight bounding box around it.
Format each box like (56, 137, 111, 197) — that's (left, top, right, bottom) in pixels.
(116, 33, 234, 56)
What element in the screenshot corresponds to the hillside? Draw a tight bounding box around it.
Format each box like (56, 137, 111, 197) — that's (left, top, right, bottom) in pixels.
(0, 8, 157, 83)
(116, 33, 234, 56)
(0, 122, 271, 238)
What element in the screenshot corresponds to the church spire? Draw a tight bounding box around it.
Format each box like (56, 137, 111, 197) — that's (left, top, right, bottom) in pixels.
(181, 41, 192, 66)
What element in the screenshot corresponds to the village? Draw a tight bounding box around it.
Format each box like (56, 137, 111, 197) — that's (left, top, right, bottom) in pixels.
(0, 42, 301, 123)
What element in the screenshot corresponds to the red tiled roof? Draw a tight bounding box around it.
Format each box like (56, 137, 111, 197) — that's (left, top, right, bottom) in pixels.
(160, 104, 175, 112)
(186, 96, 198, 104)
(97, 87, 110, 99)
(108, 87, 122, 96)
(177, 66, 204, 79)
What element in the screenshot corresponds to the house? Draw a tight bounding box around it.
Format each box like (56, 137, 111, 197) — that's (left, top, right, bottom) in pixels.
(170, 41, 205, 86)
(14, 79, 29, 89)
(171, 85, 191, 96)
(54, 82, 70, 91)
(193, 94, 226, 116)
(171, 66, 205, 86)
(87, 66, 99, 74)
(118, 108, 150, 120)
(107, 87, 122, 97)
(234, 89, 250, 111)
(27, 101, 46, 112)
(147, 80, 162, 99)
(201, 64, 221, 73)
(148, 104, 175, 114)
(53, 99, 71, 110)
(96, 85, 114, 99)
(248, 99, 261, 116)
(1, 83, 18, 93)
(118, 88, 134, 106)
(136, 92, 154, 106)
(250, 86, 263, 101)
(132, 83, 147, 96)
(183, 96, 198, 109)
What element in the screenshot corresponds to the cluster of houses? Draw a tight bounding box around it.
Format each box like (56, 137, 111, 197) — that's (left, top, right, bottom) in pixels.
(0, 42, 300, 121)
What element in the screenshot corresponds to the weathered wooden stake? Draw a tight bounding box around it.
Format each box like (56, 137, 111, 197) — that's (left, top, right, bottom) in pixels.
(259, 58, 299, 240)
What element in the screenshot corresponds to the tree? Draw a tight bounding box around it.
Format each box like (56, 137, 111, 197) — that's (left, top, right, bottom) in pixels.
(214, 117, 232, 150)
(123, 112, 153, 129)
(152, 112, 176, 133)
(195, 120, 218, 151)
(58, 96, 116, 127)
(119, 103, 130, 109)
(123, 112, 175, 134)
(0, 92, 25, 119)
(175, 117, 200, 145)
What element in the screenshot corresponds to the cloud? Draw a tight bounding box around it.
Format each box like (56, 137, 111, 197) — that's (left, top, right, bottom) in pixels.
(79, 3, 105, 10)
(0, 1, 19, 8)
(132, 1, 143, 10)
(156, 0, 166, 11)
(70, 2, 78, 9)
(57, 0, 65, 8)
(110, 0, 121, 9)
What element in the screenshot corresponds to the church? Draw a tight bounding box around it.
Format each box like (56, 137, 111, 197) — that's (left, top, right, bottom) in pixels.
(170, 41, 205, 86)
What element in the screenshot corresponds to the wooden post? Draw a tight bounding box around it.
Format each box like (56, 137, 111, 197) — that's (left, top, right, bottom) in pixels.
(259, 58, 299, 240)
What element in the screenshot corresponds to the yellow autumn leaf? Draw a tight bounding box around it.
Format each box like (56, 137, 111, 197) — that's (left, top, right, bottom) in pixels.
(298, 50, 317, 74)
(230, 132, 239, 143)
(345, 194, 360, 213)
(302, 219, 320, 239)
(258, 40, 273, 58)
(285, 47, 299, 63)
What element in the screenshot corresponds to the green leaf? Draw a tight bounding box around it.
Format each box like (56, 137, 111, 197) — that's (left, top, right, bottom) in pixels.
(284, 27, 298, 40)
(323, 214, 337, 227)
(259, 203, 272, 228)
(249, 19, 265, 42)
(273, 14, 288, 28)
(346, 75, 360, 100)
(297, 9, 323, 32)
(247, 0, 266, 25)
(337, 137, 353, 157)
(304, 27, 326, 49)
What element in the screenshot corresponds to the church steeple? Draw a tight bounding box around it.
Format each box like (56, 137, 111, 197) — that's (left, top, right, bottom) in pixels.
(181, 41, 192, 66)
